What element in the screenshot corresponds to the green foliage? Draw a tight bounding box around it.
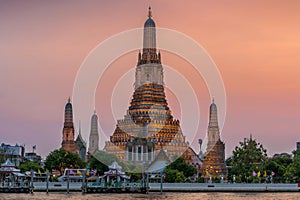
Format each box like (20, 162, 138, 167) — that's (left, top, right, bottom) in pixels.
(164, 168, 178, 182)
(164, 168, 185, 183)
(88, 157, 109, 176)
(0, 149, 6, 164)
(230, 136, 267, 183)
(88, 151, 119, 175)
(90, 151, 120, 168)
(44, 149, 85, 175)
(164, 157, 196, 182)
(167, 157, 196, 177)
(284, 150, 300, 183)
(19, 161, 42, 173)
(88, 150, 143, 179)
(263, 156, 291, 183)
(175, 171, 185, 183)
(127, 172, 142, 181)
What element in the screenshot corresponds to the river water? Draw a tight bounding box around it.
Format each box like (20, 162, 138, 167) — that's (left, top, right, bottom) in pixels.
(0, 192, 299, 200)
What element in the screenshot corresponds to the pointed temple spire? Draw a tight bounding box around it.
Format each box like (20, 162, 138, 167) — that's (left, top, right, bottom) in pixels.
(105, 8, 188, 164)
(61, 98, 75, 152)
(200, 99, 227, 179)
(143, 7, 156, 54)
(64, 97, 73, 125)
(79, 120, 81, 134)
(209, 98, 218, 128)
(148, 6, 152, 18)
(89, 111, 99, 154)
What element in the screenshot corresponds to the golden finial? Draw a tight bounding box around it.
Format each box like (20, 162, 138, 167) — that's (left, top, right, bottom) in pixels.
(148, 6, 152, 18)
(68, 96, 71, 103)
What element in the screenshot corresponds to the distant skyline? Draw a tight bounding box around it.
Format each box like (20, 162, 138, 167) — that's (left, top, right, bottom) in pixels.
(0, 1, 299, 159)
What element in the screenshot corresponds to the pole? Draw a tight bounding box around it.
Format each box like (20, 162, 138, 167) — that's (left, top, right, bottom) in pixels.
(160, 171, 163, 194)
(46, 172, 49, 194)
(67, 169, 70, 194)
(30, 169, 34, 194)
(82, 169, 86, 194)
(146, 172, 149, 194)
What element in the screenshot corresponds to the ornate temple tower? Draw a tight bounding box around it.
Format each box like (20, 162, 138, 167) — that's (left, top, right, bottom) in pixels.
(61, 98, 76, 152)
(88, 111, 99, 154)
(105, 7, 188, 164)
(75, 128, 87, 161)
(201, 99, 227, 179)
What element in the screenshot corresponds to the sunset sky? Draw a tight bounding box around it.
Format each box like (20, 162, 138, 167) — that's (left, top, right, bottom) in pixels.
(1, 0, 300, 159)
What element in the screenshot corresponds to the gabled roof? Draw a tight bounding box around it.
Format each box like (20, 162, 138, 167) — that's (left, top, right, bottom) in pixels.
(109, 161, 122, 170)
(1, 159, 14, 167)
(146, 149, 170, 173)
(76, 133, 87, 146)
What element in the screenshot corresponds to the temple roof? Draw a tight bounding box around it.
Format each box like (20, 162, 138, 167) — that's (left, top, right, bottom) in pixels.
(109, 161, 122, 170)
(146, 149, 170, 172)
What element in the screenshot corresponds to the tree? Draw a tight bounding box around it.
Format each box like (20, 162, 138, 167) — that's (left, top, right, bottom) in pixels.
(164, 157, 196, 182)
(230, 135, 267, 183)
(285, 150, 300, 183)
(0, 149, 6, 164)
(263, 154, 292, 183)
(19, 161, 42, 173)
(88, 151, 120, 175)
(44, 149, 85, 175)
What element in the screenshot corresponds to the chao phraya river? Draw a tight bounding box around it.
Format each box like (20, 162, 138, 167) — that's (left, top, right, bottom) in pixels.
(0, 192, 300, 200)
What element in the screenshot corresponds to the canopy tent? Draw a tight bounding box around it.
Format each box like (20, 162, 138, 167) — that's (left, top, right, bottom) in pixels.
(12, 172, 26, 177)
(99, 161, 130, 180)
(0, 159, 20, 173)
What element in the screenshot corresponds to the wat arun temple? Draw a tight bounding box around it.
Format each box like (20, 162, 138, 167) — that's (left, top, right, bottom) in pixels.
(61, 7, 227, 179)
(104, 8, 189, 165)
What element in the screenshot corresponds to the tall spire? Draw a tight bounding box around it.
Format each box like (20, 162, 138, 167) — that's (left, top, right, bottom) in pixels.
(61, 98, 75, 152)
(209, 98, 218, 128)
(79, 120, 81, 134)
(89, 111, 99, 154)
(64, 97, 73, 125)
(143, 7, 156, 54)
(201, 99, 227, 179)
(148, 6, 152, 18)
(207, 99, 220, 147)
(135, 7, 162, 88)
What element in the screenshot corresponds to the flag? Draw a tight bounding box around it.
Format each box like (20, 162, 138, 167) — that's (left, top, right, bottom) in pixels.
(69, 169, 76, 175)
(206, 170, 210, 177)
(263, 171, 267, 177)
(195, 172, 199, 179)
(77, 170, 82, 176)
(38, 169, 42, 176)
(91, 169, 97, 176)
(253, 171, 257, 176)
(257, 171, 261, 177)
(271, 171, 275, 176)
(85, 170, 90, 176)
